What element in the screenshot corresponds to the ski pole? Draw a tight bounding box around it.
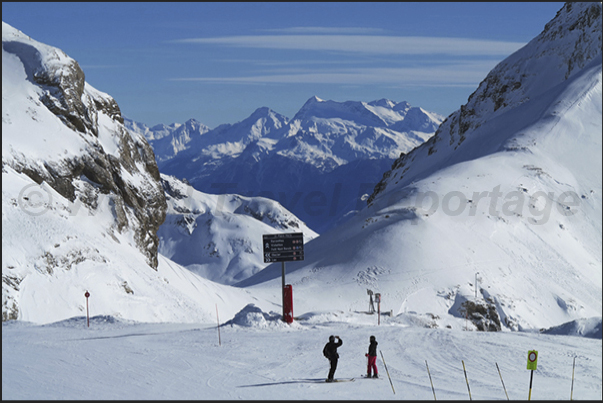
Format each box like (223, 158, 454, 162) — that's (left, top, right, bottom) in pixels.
(425, 360, 436, 400)
(462, 360, 472, 400)
(379, 350, 395, 395)
(570, 356, 575, 400)
(496, 362, 509, 400)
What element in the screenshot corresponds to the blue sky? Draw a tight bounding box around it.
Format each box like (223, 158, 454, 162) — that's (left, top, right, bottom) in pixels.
(2, 2, 564, 128)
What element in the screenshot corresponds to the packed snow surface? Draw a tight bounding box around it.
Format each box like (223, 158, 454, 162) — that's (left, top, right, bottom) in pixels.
(2, 309, 602, 400)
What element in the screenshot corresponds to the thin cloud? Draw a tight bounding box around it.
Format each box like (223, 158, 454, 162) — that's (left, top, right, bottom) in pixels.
(169, 35, 525, 56)
(258, 27, 386, 35)
(168, 61, 498, 87)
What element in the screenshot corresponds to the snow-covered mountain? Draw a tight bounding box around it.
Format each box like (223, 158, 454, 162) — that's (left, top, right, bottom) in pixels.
(2, 21, 269, 323)
(134, 97, 442, 233)
(3, 2, 601, 337)
(124, 118, 211, 164)
(236, 2, 602, 332)
(158, 174, 317, 285)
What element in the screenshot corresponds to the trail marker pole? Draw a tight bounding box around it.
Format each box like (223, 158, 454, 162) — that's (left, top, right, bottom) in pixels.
(462, 360, 472, 400)
(215, 304, 221, 346)
(570, 356, 575, 400)
(526, 350, 538, 400)
(84, 291, 90, 327)
(496, 362, 509, 400)
(379, 350, 395, 395)
(425, 360, 436, 400)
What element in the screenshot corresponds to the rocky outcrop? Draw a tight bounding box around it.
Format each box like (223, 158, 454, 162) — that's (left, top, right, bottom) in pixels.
(2, 22, 166, 269)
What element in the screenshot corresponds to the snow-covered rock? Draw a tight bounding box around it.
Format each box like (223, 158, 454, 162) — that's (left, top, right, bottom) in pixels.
(158, 174, 318, 285)
(222, 303, 287, 328)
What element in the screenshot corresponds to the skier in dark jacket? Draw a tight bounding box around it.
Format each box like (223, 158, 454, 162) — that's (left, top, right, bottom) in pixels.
(365, 335, 378, 378)
(323, 335, 343, 382)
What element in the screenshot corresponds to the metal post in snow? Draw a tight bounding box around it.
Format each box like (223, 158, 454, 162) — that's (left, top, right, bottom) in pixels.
(84, 291, 90, 327)
(570, 356, 575, 400)
(281, 261, 286, 322)
(425, 360, 436, 400)
(496, 362, 509, 400)
(379, 350, 395, 395)
(216, 304, 221, 346)
(528, 369, 534, 400)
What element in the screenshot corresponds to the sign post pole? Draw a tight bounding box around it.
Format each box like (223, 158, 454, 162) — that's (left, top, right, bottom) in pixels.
(282, 261, 286, 321)
(262, 232, 304, 324)
(527, 350, 538, 400)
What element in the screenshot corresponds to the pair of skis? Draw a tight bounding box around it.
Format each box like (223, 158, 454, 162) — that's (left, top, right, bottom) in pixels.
(325, 378, 355, 382)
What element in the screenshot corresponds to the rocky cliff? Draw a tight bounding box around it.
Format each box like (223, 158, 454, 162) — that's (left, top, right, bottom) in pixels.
(3, 21, 167, 321)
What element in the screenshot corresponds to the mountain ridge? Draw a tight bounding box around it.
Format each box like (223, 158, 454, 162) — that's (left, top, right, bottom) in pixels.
(128, 96, 443, 233)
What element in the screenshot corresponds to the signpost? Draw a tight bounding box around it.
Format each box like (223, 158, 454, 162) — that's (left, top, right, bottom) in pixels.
(527, 350, 538, 400)
(263, 232, 304, 323)
(262, 232, 304, 263)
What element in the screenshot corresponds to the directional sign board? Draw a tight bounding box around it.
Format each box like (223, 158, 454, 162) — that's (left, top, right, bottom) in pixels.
(263, 232, 304, 263)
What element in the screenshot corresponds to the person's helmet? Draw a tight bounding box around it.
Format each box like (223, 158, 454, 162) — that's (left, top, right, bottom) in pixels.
(370, 335, 376, 342)
(329, 335, 335, 342)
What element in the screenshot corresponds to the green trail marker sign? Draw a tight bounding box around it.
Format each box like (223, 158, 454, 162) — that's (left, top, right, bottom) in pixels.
(527, 350, 538, 370)
(527, 350, 538, 400)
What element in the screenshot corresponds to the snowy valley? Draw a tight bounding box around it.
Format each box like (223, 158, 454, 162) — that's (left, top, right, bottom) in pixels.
(2, 2, 602, 400)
